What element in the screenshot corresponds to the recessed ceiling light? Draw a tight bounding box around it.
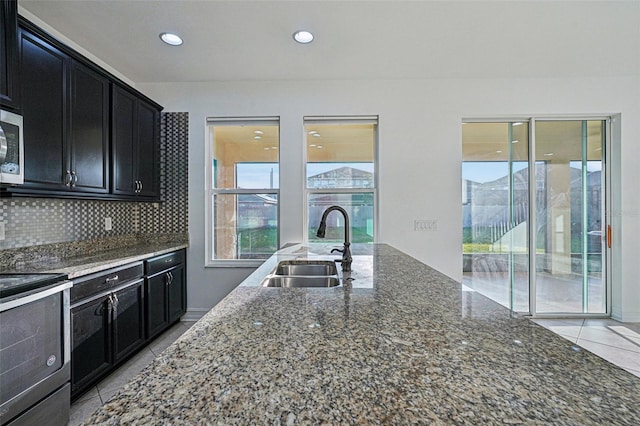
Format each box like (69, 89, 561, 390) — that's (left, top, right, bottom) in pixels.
(511, 140, 519, 144)
(544, 152, 554, 156)
(253, 135, 262, 140)
(159, 32, 183, 46)
(316, 145, 323, 149)
(293, 30, 314, 44)
(513, 122, 524, 126)
(254, 130, 263, 135)
(496, 150, 503, 153)
(312, 133, 321, 138)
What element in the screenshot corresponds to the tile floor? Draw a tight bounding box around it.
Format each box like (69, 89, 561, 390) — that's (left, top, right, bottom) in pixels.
(532, 318, 640, 378)
(68, 321, 195, 426)
(68, 317, 639, 425)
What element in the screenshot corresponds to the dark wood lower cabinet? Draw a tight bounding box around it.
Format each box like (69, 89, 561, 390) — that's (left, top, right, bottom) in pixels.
(145, 250, 187, 339)
(70, 250, 186, 401)
(146, 272, 170, 339)
(70, 278, 145, 399)
(70, 293, 112, 395)
(112, 279, 146, 362)
(168, 265, 186, 324)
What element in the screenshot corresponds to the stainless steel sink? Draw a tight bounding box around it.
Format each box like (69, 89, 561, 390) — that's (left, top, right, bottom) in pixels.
(262, 259, 341, 288)
(274, 260, 338, 276)
(261, 276, 340, 288)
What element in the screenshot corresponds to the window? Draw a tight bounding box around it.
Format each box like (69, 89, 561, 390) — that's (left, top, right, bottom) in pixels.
(305, 117, 377, 244)
(206, 118, 279, 264)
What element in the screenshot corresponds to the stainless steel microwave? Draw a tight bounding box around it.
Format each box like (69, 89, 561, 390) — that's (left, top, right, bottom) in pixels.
(0, 109, 24, 185)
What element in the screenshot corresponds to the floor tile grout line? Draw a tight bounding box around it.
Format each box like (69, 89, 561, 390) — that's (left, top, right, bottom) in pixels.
(576, 319, 585, 341)
(96, 386, 104, 405)
(576, 337, 640, 355)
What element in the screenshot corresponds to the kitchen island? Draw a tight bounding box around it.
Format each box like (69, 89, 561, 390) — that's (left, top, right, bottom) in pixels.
(84, 244, 640, 425)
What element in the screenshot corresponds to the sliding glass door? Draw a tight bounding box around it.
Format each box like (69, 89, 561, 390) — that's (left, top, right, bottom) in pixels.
(462, 122, 530, 312)
(533, 120, 606, 314)
(462, 118, 608, 316)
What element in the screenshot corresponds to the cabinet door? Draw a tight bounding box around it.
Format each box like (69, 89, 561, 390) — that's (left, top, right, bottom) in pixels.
(146, 272, 169, 339)
(112, 279, 146, 362)
(19, 27, 68, 188)
(71, 294, 112, 396)
(136, 99, 159, 197)
(69, 61, 109, 193)
(1, 0, 19, 109)
(111, 85, 136, 195)
(168, 265, 186, 324)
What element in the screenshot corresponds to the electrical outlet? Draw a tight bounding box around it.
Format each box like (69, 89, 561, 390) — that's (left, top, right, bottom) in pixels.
(104, 217, 112, 231)
(0, 222, 5, 241)
(414, 219, 438, 231)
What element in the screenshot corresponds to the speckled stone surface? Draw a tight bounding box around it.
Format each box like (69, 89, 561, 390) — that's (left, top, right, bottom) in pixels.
(84, 244, 639, 425)
(1, 233, 188, 278)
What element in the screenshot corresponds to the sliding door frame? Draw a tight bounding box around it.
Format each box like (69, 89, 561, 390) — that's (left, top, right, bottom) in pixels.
(463, 115, 612, 318)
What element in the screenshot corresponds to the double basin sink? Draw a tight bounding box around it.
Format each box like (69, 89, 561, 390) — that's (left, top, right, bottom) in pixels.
(261, 260, 341, 288)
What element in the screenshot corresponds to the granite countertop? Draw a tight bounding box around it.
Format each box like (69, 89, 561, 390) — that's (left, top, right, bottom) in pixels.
(85, 244, 640, 425)
(5, 241, 188, 279)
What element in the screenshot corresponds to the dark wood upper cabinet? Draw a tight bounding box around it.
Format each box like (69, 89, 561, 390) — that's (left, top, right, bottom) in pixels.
(19, 27, 67, 188)
(17, 24, 109, 194)
(112, 84, 160, 199)
(2, 17, 162, 200)
(69, 61, 110, 193)
(1, 0, 20, 110)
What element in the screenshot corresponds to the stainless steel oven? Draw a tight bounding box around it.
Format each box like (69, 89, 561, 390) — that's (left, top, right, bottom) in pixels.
(0, 274, 72, 426)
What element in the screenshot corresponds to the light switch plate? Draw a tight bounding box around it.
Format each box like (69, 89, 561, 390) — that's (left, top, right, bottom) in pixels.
(414, 219, 438, 231)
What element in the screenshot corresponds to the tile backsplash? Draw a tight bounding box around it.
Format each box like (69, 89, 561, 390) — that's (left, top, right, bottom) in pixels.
(0, 112, 189, 251)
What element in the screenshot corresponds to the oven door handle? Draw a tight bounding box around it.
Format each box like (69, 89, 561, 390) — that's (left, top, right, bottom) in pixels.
(0, 124, 7, 164)
(0, 281, 73, 312)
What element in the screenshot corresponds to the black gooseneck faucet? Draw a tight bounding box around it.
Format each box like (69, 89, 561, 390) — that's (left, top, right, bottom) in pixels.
(316, 205, 352, 272)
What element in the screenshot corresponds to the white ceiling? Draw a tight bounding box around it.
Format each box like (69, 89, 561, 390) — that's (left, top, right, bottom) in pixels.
(18, 0, 640, 84)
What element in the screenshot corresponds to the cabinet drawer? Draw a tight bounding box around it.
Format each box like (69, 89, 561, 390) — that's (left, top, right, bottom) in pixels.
(71, 262, 143, 304)
(145, 250, 185, 276)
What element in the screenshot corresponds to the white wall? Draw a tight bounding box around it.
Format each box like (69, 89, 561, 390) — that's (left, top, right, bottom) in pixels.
(138, 76, 640, 322)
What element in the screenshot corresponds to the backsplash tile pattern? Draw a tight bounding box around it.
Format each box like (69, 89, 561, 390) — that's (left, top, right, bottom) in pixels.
(0, 112, 188, 254)
(0, 199, 139, 249)
(140, 112, 189, 234)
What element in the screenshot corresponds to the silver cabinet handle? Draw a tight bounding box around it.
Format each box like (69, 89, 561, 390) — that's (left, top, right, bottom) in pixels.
(105, 275, 119, 283)
(139, 181, 143, 192)
(64, 170, 72, 186)
(108, 293, 119, 313)
(71, 171, 77, 187)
